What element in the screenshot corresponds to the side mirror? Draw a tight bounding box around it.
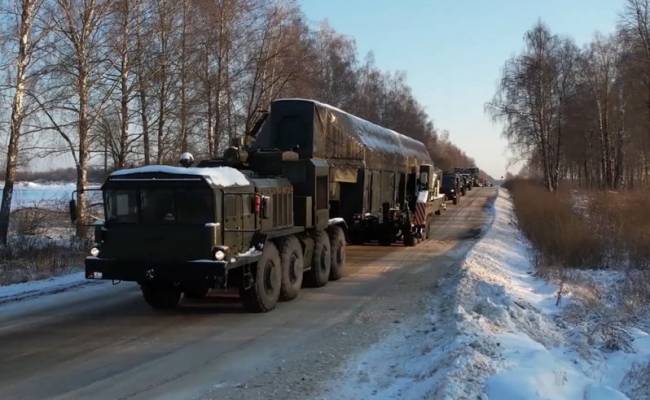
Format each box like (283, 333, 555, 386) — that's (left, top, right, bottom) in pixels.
(69, 199, 77, 223)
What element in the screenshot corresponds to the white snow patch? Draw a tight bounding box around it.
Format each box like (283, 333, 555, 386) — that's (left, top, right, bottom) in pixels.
(111, 165, 250, 187)
(0, 271, 89, 304)
(1, 181, 72, 209)
(237, 247, 262, 258)
(328, 217, 345, 225)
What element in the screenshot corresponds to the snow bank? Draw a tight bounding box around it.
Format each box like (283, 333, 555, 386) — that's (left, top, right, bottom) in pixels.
(0, 271, 88, 305)
(111, 165, 250, 187)
(326, 189, 650, 399)
(463, 191, 649, 400)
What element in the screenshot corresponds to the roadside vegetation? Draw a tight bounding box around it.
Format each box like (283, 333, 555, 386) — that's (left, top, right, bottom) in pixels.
(505, 179, 601, 269)
(0, 205, 83, 285)
(505, 178, 650, 313)
(491, 0, 650, 318)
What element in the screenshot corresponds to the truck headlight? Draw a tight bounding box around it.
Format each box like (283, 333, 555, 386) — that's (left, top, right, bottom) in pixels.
(90, 247, 100, 257)
(214, 248, 227, 261)
(450, 189, 455, 193)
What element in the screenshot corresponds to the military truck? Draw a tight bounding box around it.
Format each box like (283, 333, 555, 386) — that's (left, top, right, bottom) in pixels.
(441, 172, 462, 205)
(80, 160, 346, 312)
(80, 98, 441, 312)
(252, 99, 443, 246)
(455, 167, 480, 190)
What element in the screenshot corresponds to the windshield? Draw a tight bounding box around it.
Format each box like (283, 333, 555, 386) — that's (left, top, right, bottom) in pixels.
(442, 176, 456, 187)
(105, 188, 214, 224)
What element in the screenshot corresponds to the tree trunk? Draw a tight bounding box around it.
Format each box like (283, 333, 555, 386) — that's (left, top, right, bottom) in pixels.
(139, 76, 150, 164)
(0, 1, 35, 245)
(76, 67, 90, 239)
(178, 0, 189, 154)
(118, 0, 130, 168)
(135, 1, 150, 165)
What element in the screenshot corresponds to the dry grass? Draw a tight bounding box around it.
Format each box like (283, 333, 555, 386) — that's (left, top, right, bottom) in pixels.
(0, 237, 85, 285)
(506, 179, 650, 315)
(13, 208, 50, 236)
(1, 204, 84, 285)
(505, 179, 603, 269)
(589, 191, 650, 269)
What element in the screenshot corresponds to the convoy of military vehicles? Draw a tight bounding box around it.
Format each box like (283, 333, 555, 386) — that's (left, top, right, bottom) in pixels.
(78, 99, 481, 312)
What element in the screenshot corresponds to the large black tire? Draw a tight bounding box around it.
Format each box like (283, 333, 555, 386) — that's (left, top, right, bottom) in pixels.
(453, 197, 458, 205)
(305, 232, 331, 287)
(422, 218, 433, 240)
(349, 228, 365, 245)
(328, 226, 346, 281)
(378, 224, 393, 246)
(240, 241, 282, 312)
(278, 236, 304, 301)
(403, 223, 416, 247)
(141, 282, 182, 309)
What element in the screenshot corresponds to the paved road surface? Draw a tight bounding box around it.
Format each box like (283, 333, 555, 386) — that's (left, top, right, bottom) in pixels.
(0, 187, 496, 400)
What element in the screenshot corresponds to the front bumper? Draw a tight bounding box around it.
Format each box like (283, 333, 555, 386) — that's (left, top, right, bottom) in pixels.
(85, 256, 252, 287)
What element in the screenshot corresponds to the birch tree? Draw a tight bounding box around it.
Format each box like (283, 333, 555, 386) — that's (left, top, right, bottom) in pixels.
(47, 0, 113, 238)
(0, 0, 45, 245)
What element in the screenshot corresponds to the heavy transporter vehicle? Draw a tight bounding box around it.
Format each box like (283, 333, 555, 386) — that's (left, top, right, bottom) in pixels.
(441, 172, 463, 205)
(455, 167, 480, 190)
(81, 99, 443, 312)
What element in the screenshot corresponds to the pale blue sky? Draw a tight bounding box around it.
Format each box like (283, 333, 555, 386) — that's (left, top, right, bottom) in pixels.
(299, 0, 624, 177)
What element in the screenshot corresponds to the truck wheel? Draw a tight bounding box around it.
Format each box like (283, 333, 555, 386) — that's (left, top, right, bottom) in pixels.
(403, 224, 416, 247)
(305, 231, 331, 287)
(278, 236, 304, 301)
(453, 197, 458, 205)
(425, 219, 432, 240)
(349, 228, 365, 245)
(141, 282, 181, 309)
(378, 224, 393, 246)
(240, 241, 282, 312)
(328, 226, 346, 281)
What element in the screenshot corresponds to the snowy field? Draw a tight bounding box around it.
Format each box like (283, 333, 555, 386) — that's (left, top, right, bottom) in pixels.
(326, 189, 650, 400)
(0, 182, 75, 209)
(0, 181, 103, 210)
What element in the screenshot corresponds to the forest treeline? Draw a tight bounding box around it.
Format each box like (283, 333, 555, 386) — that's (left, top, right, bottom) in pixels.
(489, 0, 650, 192)
(0, 0, 475, 242)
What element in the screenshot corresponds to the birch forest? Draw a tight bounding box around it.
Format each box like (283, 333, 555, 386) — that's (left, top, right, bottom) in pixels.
(489, 0, 650, 192)
(0, 0, 474, 241)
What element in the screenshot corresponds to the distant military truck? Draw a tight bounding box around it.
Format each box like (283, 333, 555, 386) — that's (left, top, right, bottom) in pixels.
(455, 167, 480, 190)
(441, 172, 462, 205)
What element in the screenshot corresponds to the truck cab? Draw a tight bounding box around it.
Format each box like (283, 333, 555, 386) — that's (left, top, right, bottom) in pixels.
(442, 172, 461, 205)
